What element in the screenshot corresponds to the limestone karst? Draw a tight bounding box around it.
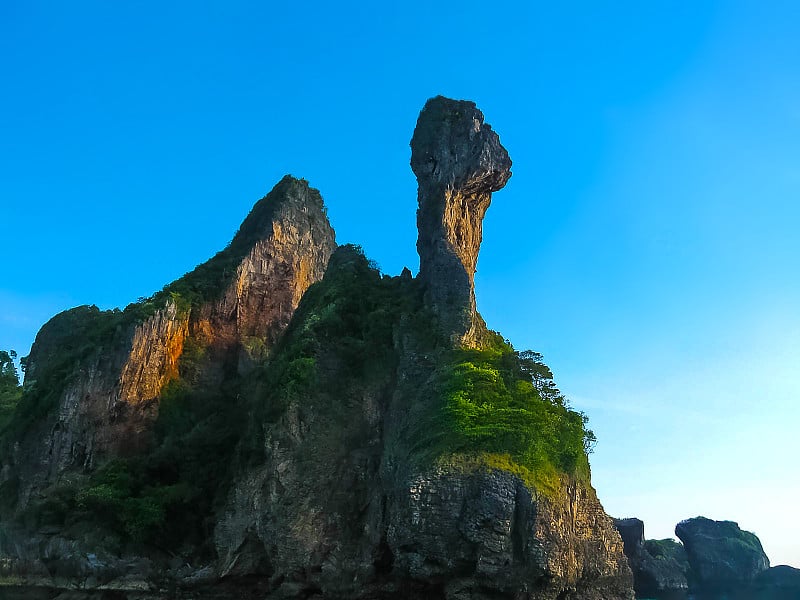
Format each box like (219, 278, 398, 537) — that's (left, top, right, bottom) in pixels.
(412, 96, 512, 346)
(0, 97, 633, 600)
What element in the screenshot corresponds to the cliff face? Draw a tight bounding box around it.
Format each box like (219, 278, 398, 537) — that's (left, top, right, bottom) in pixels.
(214, 245, 632, 600)
(3, 176, 336, 503)
(387, 469, 631, 599)
(613, 517, 689, 595)
(197, 177, 335, 370)
(412, 96, 512, 347)
(0, 98, 632, 600)
(119, 301, 190, 405)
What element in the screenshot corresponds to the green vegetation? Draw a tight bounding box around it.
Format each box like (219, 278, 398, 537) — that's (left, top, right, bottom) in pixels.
(241, 244, 416, 460)
(409, 334, 595, 493)
(243, 244, 595, 495)
(70, 352, 243, 552)
(73, 458, 200, 547)
(644, 538, 688, 564)
(0, 350, 22, 432)
(0, 306, 125, 444)
(0, 349, 22, 512)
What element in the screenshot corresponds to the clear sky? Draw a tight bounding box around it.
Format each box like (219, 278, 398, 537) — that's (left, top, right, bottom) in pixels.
(2, 0, 798, 566)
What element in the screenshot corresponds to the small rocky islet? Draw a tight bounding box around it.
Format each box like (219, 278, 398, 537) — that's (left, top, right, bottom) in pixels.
(0, 97, 796, 599)
(614, 515, 799, 599)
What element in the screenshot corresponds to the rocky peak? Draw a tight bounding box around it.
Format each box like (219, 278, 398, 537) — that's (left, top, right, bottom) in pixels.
(411, 96, 512, 346)
(6, 175, 336, 496)
(116, 172, 336, 416)
(199, 175, 336, 369)
(614, 517, 646, 553)
(230, 174, 329, 253)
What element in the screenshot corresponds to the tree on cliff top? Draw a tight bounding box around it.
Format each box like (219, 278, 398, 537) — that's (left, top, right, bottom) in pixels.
(0, 350, 22, 430)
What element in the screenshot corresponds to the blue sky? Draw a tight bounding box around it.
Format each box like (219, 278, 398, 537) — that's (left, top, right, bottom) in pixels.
(2, 1, 799, 566)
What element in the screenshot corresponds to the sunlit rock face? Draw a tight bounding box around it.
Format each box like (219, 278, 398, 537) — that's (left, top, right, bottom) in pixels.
(411, 96, 512, 347)
(119, 300, 190, 404)
(190, 176, 337, 377)
(7, 176, 336, 500)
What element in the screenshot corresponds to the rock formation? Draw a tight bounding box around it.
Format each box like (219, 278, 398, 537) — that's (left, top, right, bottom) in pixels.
(412, 96, 512, 346)
(675, 516, 770, 592)
(213, 244, 633, 600)
(616, 515, 800, 599)
(753, 564, 800, 595)
(613, 517, 689, 595)
(384, 469, 632, 599)
(197, 175, 336, 368)
(214, 98, 630, 600)
(3, 176, 335, 504)
(0, 98, 634, 600)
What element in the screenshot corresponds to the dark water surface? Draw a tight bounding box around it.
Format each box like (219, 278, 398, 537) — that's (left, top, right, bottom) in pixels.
(639, 592, 800, 600)
(3, 587, 798, 600)
(0, 586, 265, 599)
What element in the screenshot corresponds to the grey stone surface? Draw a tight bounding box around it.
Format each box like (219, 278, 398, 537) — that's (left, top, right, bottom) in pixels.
(675, 516, 769, 591)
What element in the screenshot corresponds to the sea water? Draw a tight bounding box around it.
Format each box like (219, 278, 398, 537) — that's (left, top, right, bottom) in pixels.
(3, 587, 797, 599)
(639, 591, 799, 600)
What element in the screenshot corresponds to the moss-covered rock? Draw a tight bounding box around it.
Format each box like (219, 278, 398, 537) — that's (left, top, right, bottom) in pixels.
(675, 516, 769, 592)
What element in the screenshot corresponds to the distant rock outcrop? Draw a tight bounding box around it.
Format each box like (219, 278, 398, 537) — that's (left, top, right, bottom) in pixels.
(613, 517, 689, 596)
(412, 96, 512, 346)
(753, 565, 800, 595)
(617, 515, 799, 599)
(675, 516, 770, 592)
